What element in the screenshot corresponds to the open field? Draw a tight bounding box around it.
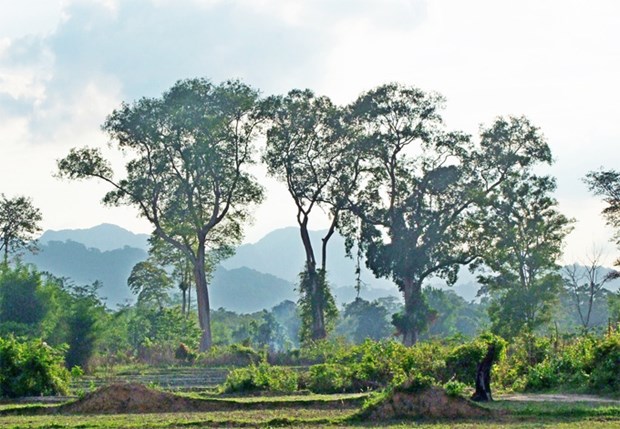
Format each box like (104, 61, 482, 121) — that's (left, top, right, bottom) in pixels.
(1, 389, 619, 429)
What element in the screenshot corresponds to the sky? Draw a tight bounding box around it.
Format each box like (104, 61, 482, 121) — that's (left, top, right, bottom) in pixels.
(0, 0, 619, 265)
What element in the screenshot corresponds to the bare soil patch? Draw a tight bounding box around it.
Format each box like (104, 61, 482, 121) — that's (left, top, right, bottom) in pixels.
(360, 386, 491, 420)
(55, 383, 364, 415)
(57, 383, 227, 414)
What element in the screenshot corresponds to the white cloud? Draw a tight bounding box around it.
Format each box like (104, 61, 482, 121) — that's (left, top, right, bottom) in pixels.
(0, 0, 618, 265)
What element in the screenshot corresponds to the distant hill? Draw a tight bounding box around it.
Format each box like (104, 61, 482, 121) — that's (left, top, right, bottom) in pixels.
(209, 266, 402, 313)
(39, 223, 150, 252)
(35, 223, 619, 313)
(221, 227, 396, 290)
(220, 226, 483, 301)
(210, 266, 296, 313)
(23, 239, 148, 306)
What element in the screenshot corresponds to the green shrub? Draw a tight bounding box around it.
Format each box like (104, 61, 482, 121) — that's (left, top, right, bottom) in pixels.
(524, 359, 558, 390)
(298, 338, 351, 364)
(222, 362, 298, 393)
(198, 343, 263, 367)
(0, 336, 70, 397)
(445, 342, 487, 384)
(589, 332, 620, 392)
(393, 373, 435, 394)
(445, 333, 506, 387)
(306, 363, 352, 393)
(444, 380, 468, 397)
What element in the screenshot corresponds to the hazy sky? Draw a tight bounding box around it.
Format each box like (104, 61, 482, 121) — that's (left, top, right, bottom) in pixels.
(1, 0, 619, 264)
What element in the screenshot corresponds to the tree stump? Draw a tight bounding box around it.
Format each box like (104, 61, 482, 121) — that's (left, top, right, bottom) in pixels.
(471, 343, 496, 402)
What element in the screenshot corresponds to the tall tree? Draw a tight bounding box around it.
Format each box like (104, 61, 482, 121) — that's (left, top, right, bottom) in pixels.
(584, 169, 620, 265)
(475, 174, 572, 338)
(343, 83, 554, 345)
(263, 89, 357, 341)
(0, 194, 42, 264)
(57, 78, 264, 351)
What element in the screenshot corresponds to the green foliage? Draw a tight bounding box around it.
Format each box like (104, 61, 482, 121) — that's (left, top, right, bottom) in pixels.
(0, 264, 47, 334)
(0, 336, 70, 397)
(298, 338, 351, 364)
(490, 331, 619, 394)
(494, 332, 553, 390)
(421, 288, 488, 339)
(222, 362, 298, 393)
(58, 78, 266, 351)
(311, 339, 451, 391)
(609, 291, 620, 325)
(475, 174, 572, 339)
(305, 363, 353, 393)
(589, 331, 620, 392)
(0, 194, 42, 263)
(339, 297, 392, 343)
(343, 85, 556, 345)
(444, 380, 468, 397)
(298, 269, 338, 344)
(198, 343, 263, 367)
(445, 333, 506, 386)
(63, 281, 106, 370)
(584, 169, 620, 249)
(127, 260, 173, 308)
(393, 373, 435, 394)
(445, 341, 487, 384)
(126, 306, 202, 363)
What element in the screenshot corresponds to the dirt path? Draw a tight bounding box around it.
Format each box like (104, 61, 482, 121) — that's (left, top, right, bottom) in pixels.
(499, 393, 620, 404)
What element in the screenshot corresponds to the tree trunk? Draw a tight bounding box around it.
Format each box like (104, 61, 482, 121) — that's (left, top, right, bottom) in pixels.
(471, 343, 496, 402)
(299, 221, 326, 340)
(402, 277, 423, 346)
(194, 244, 212, 352)
(188, 282, 191, 315)
(181, 288, 187, 316)
(308, 265, 327, 340)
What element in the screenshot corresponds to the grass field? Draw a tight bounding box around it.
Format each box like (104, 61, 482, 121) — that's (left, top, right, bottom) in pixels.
(1, 392, 619, 428)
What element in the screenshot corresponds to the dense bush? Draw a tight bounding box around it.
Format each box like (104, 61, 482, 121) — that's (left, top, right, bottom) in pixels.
(198, 343, 263, 367)
(305, 363, 353, 393)
(222, 362, 298, 393)
(0, 336, 70, 397)
(589, 331, 620, 393)
(302, 339, 451, 393)
(445, 333, 506, 386)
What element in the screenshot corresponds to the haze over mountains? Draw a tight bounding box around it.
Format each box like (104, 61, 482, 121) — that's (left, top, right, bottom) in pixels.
(26, 224, 404, 310)
(26, 223, 618, 312)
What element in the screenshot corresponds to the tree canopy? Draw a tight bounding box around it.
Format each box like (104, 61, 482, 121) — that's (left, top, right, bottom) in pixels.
(0, 194, 42, 264)
(57, 78, 265, 351)
(341, 84, 556, 345)
(263, 89, 356, 341)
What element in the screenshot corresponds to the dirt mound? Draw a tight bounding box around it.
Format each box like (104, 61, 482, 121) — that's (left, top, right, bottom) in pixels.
(58, 383, 226, 414)
(360, 386, 491, 420)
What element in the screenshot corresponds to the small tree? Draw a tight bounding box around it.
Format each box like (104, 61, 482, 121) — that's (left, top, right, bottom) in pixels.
(64, 281, 106, 370)
(563, 250, 617, 332)
(0, 264, 48, 336)
(341, 297, 392, 343)
(475, 174, 573, 338)
(127, 260, 173, 309)
(0, 194, 42, 264)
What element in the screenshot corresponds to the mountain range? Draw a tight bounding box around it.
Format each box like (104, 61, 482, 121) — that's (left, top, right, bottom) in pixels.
(26, 223, 617, 312)
(25, 224, 403, 310)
